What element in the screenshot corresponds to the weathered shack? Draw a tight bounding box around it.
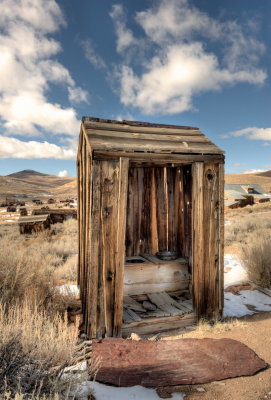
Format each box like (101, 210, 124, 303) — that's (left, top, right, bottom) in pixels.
(47, 198, 56, 204)
(32, 208, 77, 223)
(32, 199, 43, 205)
(77, 117, 224, 338)
(7, 206, 17, 212)
(19, 207, 28, 216)
(19, 215, 51, 234)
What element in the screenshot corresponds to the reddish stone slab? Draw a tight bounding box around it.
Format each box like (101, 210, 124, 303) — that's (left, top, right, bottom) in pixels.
(91, 338, 267, 387)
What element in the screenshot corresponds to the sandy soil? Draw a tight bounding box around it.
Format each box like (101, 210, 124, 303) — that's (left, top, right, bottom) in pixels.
(157, 311, 271, 400)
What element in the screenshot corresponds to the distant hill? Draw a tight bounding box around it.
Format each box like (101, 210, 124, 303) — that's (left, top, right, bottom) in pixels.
(0, 170, 77, 200)
(8, 169, 48, 179)
(225, 171, 271, 193)
(255, 170, 271, 178)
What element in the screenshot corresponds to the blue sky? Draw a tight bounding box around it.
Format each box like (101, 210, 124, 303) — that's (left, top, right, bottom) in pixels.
(0, 0, 270, 177)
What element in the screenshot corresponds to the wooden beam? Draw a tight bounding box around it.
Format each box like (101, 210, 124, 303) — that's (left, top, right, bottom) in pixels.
(94, 151, 224, 162)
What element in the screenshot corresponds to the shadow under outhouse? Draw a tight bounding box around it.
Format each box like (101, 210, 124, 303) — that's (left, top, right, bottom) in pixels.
(77, 117, 224, 338)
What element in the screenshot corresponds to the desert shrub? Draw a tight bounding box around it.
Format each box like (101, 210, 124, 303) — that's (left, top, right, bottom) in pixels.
(242, 236, 271, 288)
(225, 215, 271, 246)
(0, 300, 78, 399)
(0, 219, 79, 308)
(54, 254, 78, 282)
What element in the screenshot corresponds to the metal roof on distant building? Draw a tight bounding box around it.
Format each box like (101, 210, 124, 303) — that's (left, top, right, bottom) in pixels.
(224, 200, 239, 207)
(225, 184, 265, 195)
(224, 190, 246, 200)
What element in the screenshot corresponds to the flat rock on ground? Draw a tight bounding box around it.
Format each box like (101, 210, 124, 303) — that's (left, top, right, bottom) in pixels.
(91, 338, 267, 387)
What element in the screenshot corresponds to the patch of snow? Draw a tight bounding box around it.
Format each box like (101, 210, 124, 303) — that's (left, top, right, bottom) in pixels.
(196, 387, 205, 392)
(239, 290, 271, 312)
(224, 254, 248, 286)
(57, 284, 79, 296)
(224, 290, 271, 318)
(3, 219, 16, 222)
(64, 361, 88, 373)
(223, 292, 254, 318)
(71, 381, 185, 400)
(224, 220, 232, 226)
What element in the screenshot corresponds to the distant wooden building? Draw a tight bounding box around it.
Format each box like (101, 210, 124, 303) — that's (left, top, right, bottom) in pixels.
(32, 208, 77, 223)
(32, 199, 43, 205)
(77, 117, 224, 338)
(7, 206, 17, 212)
(19, 214, 51, 234)
(47, 198, 56, 204)
(19, 207, 28, 216)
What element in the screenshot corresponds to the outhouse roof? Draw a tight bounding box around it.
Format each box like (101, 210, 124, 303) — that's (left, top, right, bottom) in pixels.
(81, 117, 224, 155)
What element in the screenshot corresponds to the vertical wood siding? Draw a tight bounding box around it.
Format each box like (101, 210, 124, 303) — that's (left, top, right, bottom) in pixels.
(192, 162, 224, 320)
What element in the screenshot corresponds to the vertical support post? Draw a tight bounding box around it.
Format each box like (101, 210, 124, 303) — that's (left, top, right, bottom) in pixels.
(113, 157, 129, 336)
(192, 162, 204, 318)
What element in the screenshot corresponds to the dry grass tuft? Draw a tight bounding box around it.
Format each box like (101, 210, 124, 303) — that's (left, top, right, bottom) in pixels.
(242, 236, 271, 288)
(0, 300, 79, 398)
(197, 318, 246, 333)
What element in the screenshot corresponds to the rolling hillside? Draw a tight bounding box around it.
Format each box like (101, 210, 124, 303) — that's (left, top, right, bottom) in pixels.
(0, 170, 77, 200)
(0, 169, 271, 201)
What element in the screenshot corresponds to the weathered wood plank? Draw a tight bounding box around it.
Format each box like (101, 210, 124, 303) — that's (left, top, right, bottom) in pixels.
(147, 293, 184, 316)
(89, 135, 222, 153)
(122, 313, 196, 336)
(100, 160, 121, 337)
(84, 120, 201, 135)
(87, 129, 212, 143)
(124, 262, 189, 296)
(113, 158, 129, 336)
(183, 165, 192, 267)
(124, 296, 146, 313)
(150, 168, 159, 254)
(88, 160, 101, 337)
(123, 307, 141, 322)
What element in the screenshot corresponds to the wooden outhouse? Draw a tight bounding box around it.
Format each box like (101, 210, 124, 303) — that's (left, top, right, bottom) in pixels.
(18, 214, 51, 234)
(77, 117, 224, 338)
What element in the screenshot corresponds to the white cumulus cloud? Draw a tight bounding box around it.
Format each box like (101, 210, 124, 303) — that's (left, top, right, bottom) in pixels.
(0, 136, 76, 159)
(110, 0, 267, 115)
(58, 169, 69, 177)
(0, 0, 88, 137)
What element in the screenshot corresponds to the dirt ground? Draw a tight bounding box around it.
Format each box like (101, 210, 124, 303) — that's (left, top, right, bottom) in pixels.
(157, 311, 271, 400)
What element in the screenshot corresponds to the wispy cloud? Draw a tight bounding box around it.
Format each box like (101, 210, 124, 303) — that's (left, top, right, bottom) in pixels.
(110, 0, 267, 115)
(81, 39, 106, 70)
(109, 5, 138, 53)
(223, 127, 271, 141)
(0, 0, 88, 137)
(242, 169, 267, 174)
